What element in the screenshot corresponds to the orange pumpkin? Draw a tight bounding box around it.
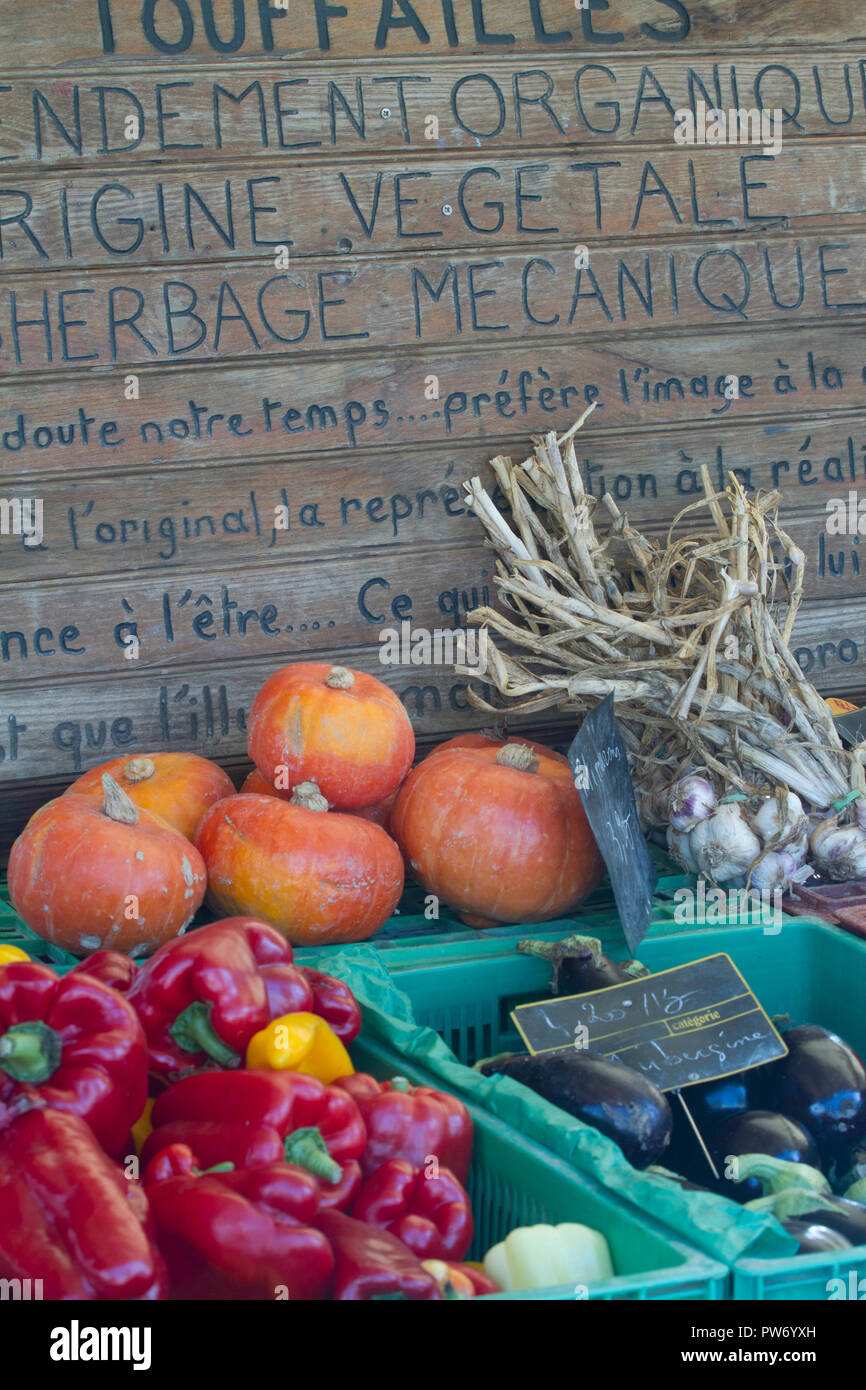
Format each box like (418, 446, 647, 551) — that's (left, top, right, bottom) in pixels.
(8, 776, 207, 956)
(247, 662, 414, 810)
(392, 737, 604, 927)
(195, 787, 404, 946)
(67, 752, 235, 841)
(240, 768, 286, 799)
(241, 767, 401, 835)
(348, 787, 400, 834)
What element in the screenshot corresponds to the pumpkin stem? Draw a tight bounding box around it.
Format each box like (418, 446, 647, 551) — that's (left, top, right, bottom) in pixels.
(102, 773, 139, 825)
(290, 781, 330, 813)
(325, 666, 355, 690)
(123, 757, 156, 783)
(494, 742, 539, 774)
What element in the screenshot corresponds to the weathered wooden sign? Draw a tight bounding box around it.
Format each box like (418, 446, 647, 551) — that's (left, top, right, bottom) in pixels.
(0, 0, 864, 856)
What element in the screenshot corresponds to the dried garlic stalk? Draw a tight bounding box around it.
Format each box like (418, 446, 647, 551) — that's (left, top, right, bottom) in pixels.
(459, 407, 856, 817)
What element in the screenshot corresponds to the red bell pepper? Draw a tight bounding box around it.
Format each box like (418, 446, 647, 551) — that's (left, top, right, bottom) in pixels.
(335, 1072, 473, 1182)
(297, 967, 361, 1043)
(148, 1069, 366, 1183)
(126, 916, 313, 1079)
(140, 1120, 363, 1212)
(143, 1143, 334, 1299)
(0, 1107, 167, 1300)
(316, 1208, 442, 1300)
(0, 959, 148, 1157)
(352, 1158, 473, 1261)
(70, 950, 139, 994)
(260, 963, 315, 1020)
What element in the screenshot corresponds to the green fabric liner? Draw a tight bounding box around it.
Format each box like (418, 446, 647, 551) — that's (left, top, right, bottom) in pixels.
(304, 944, 799, 1267)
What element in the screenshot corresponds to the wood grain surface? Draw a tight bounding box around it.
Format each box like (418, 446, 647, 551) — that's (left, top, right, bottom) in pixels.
(0, 0, 863, 855)
(2, 1, 862, 71)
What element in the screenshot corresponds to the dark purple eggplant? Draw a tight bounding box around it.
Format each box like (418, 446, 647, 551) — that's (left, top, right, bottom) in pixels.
(707, 1111, 821, 1201)
(781, 1219, 852, 1253)
(682, 1074, 750, 1132)
(515, 934, 647, 997)
(791, 1197, 866, 1245)
(758, 1024, 866, 1161)
(479, 1049, 671, 1168)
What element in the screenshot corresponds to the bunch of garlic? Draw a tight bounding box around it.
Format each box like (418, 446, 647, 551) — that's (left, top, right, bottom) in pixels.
(660, 776, 858, 889)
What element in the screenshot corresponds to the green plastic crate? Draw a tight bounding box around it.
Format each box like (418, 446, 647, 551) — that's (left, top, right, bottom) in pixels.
(0, 883, 78, 968)
(350, 1031, 727, 1300)
(382, 918, 866, 1300)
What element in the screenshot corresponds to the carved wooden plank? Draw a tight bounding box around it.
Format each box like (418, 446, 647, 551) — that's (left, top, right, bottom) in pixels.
(1, 54, 863, 169)
(2, 143, 866, 272)
(2, 326, 864, 477)
(2, 411, 864, 584)
(1, 1, 859, 72)
(2, 229, 865, 373)
(0, 542, 497, 681)
(0, 515, 862, 696)
(0, 645, 497, 785)
(0, 595, 864, 790)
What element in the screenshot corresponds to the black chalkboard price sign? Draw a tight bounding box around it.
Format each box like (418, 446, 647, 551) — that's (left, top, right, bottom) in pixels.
(511, 953, 788, 1092)
(568, 693, 656, 955)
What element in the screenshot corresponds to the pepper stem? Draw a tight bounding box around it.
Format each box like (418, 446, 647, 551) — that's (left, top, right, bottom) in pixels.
(389, 1076, 411, 1093)
(0, 1020, 63, 1083)
(169, 1002, 241, 1068)
(283, 1127, 342, 1183)
(192, 1161, 236, 1176)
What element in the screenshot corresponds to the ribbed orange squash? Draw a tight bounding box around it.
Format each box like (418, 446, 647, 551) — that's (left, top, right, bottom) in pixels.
(67, 752, 235, 841)
(392, 737, 604, 927)
(8, 776, 207, 956)
(195, 787, 404, 945)
(247, 662, 414, 810)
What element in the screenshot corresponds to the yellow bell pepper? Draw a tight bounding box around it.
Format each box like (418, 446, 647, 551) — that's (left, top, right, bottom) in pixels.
(245, 1012, 354, 1084)
(827, 698, 859, 715)
(131, 1098, 154, 1157)
(0, 944, 30, 966)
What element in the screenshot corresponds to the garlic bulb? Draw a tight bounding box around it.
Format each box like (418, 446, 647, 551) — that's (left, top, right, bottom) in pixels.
(748, 850, 802, 893)
(668, 775, 717, 832)
(784, 830, 809, 867)
(690, 804, 762, 884)
(667, 825, 699, 874)
(752, 791, 806, 848)
(810, 818, 866, 881)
